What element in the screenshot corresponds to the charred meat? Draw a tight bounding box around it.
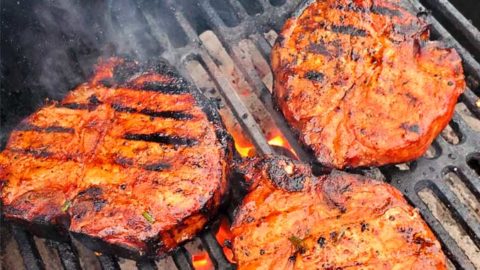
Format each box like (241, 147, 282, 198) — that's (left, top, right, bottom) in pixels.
(232, 155, 446, 269)
(0, 58, 233, 258)
(271, 0, 465, 168)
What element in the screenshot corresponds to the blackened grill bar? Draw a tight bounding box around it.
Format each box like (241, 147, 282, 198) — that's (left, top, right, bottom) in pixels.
(1, 0, 479, 269)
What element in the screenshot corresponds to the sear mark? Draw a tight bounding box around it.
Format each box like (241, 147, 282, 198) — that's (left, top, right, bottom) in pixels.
(137, 81, 190, 94)
(114, 155, 170, 171)
(15, 123, 74, 134)
(114, 156, 134, 167)
(330, 25, 368, 37)
(111, 103, 138, 114)
(317, 236, 326, 248)
(111, 103, 193, 120)
(143, 162, 171, 172)
(59, 95, 102, 111)
(401, 123, 420, 133)
(308, 42, 330, 56)
(10, 148, 53, 158)
(124, 133, 198, 147)
(140, 109, 193, 120)
(58, 103, 92, 110)
(307, 40, 343, 58)
(267, 160, 306, 192)
(305, 71, 325, 82)
(371, 5, 402, 16)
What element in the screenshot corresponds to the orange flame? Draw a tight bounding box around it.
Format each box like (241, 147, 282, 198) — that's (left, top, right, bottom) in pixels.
(218, 109, 256, 157)
(267, 132, 298, 159)
(215, 218, 235, 263)
(192, 251, 214, 270)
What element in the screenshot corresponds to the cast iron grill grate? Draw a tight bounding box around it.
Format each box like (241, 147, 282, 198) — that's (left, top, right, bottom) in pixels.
(1, 0, 479, 269)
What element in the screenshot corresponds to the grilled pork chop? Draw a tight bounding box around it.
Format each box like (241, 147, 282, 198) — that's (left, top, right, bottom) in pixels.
(0, 58, 233, 258)
(232, 156, 446, 269)
(271, 0, 465, 168)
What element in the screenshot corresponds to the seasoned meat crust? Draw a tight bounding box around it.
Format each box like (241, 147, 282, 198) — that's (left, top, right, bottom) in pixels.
(0, 58, 233, 258)
(271, 0, 465, 168)
(232, 155, 446, 269)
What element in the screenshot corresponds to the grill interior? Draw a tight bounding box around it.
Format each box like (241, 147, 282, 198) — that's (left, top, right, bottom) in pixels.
(1, 0, 480, 269)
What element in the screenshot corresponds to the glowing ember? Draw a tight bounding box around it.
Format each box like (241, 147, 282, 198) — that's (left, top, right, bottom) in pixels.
(192, 251, 214, 270)
(218, 109, 256, 157)
(267, 133, 298, 159)
(215, 218, 235, 263)
(234, 140, 256, 158)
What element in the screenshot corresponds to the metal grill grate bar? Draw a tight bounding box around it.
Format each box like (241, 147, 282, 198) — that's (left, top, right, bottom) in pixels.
(97, 255, 120, 270)
(172, 247, 195, 270)
(421, 0, 480, 53)
(11, 226, 45, 270)
(200, 232, 235, 270)
(55, 241, 81, 270)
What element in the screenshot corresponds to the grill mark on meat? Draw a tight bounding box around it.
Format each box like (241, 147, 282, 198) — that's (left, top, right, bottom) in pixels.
(15, 123, 75, 134)
(9, 148, 53, 158)
(113, 155, 171, 171)
(265, 158, 306, 192)
(307, 40, 343, 57)
(111, 103, 136, 113)
(335, 4, 402, 17)
(140, 109, 193, 120)
(58, 96, 102, 111)
(142, 162, 171, 172)
(330, 25, 368, 37)
(111, 103, 193, 120)
(113, 156, 134, 167)
(112, 60, 179, 84)
(124, 133, 198, 146)
(113, 61, 138, 83)
(58, 103, 95, 110)
(305, 71, 325, 82)
(136, 81, 190, 94)
(370, 5, 402, 16)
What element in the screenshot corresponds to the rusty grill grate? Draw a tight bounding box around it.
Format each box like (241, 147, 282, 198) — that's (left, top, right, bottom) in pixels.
(1, 0, 480, 269)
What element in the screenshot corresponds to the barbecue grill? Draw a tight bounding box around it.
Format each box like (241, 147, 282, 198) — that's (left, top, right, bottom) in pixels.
(1, 0, 479, 269)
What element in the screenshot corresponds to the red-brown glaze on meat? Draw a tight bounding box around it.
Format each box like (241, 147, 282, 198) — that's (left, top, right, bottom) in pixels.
(0, 58, 233, 257)
(271, 0, 465, 168)
(231, 155, 446, 269)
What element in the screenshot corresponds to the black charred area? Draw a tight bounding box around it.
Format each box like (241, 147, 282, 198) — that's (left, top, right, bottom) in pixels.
(400, 122, 420, 133)
(124, 133, 199, 147)
(58, 102, 97, 111)
(264, 156, 308, 192)
(304, 71, 325, 82)
(112, 103, 194, 120)
(112, 59, 143, 85)
(10, 147, 53, 158)
(113, 156, 135, 167)
(307, 40, 343, 58)
(58, 94, 103, 111)
(109, 59, 190, 95)
(71, 187, 106, 218)
(330, 25, 368, 37)
(15, 123, 75, 134)
(142, 162, 171, 172)
(136, 81, 190, 94)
